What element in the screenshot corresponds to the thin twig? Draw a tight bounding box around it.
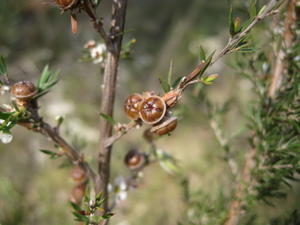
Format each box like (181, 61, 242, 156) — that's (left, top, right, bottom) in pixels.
(212, 0, 282, 65)
(83, 0, 115, 53)
(268, 0, 297, 98)
(104, 120, 139, 148)
(209, 119, 238, 176)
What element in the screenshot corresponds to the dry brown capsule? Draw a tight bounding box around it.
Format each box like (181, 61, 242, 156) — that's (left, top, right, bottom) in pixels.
(139, 95, 166, 124)
(71, 166, 87, 183)
(124, 149, 146, 170)
(162, 89, 181, 108)
(70, 183, 86, 205)
(150, 116, 177, 136)
(124, 93, 144, 120)
(55, 0, 77, 10)
(10, 81, 37, 106)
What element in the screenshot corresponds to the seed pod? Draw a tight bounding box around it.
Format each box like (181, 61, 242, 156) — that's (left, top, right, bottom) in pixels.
(70, 183, 86, 205)
(124, 93, 144, 120)
(71, 166, 87, 183)
(150, 116, 177, 136)
(10, 81, 37, 106)
(124, 149, 146, 170)
(55, 0, 77, 10)
(162, 89, 181, 108)
(139, 96, 166, 124)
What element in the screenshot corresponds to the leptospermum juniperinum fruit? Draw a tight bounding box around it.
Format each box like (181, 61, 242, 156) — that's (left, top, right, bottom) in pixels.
(124, 149, 146, 170)
(10, 81, 37, 107)
(55, 0, 78, 10)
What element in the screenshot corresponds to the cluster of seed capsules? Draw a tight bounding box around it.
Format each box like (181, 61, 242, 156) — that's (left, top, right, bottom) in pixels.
(124, 90, 180, 136)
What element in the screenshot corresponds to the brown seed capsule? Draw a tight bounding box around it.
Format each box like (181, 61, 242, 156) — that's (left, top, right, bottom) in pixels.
(10, 81, 37, 106)
(162, 89, 181, 108)
(71, 166, 87, 183)
(139, 96, 166, 124)
(70, 183, 86, 205)
(55, 0, 77, 10)
(124, 149, 146, 170)
(11, 81, 37, 100)
(150, 116, 177, 136)
(124, 93, 144, 120)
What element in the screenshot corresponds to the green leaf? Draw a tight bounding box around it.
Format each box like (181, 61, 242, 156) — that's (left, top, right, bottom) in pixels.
(72, 212, 89, 222)
(156, 149, 180, 175)
(159, 77, 171, 93)
(249, 0, 257, 19)
(257, 5, 267, 16)
(199, 46, 206, 61)
(0, 55, 7, 76)
(37, 65, 59, 94)
(99, 113, 115, 125)
(102, 213, 114, 219)
(70, 201, 82, 212)
(94, 192, 106, 208)
(95, 192, 103, 202)
(167, 60, 173, 86)
(40, 149, 61, 159)
(199, 50, 215, 77)
(201, 74, 219, 85)
(0, 111, 14, 120)
(92, 0, 103, 7)
(83, 193, 90, 204)
(229, 6, 235, 36)
(233, 17, 242, 34)
(172, 76, 184, 89)
(0, 111, 20, 132)
(55, 115, 64, 127)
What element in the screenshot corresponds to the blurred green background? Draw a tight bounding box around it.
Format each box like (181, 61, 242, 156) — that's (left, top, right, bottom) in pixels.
(0, 0, 299, 225)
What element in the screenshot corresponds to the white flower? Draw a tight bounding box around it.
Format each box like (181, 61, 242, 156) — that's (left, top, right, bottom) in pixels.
(294, 55, 300, 61)
(0, 132, 13, 144)
(89, 199, 95, 207)
(116, 191, 127, 202)
(84, 40, 96, 49)
(90, 43, 107, 64)
(0, 85, 10, 95)
(108, 183, 113, 193)
(114, 176, 128, 203)
(115, 176, 127, 191)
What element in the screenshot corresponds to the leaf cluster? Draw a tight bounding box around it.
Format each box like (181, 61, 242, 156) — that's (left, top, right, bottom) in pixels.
(234, 31, 300, 203)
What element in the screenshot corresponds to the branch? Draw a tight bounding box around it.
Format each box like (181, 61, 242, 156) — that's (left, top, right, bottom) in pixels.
(268, 0, 297, 98)
(223, 148, 257, 225)
(104, 120, 140, 148)
(97, 0, 128, 215)
(17, 116, 96, 187)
